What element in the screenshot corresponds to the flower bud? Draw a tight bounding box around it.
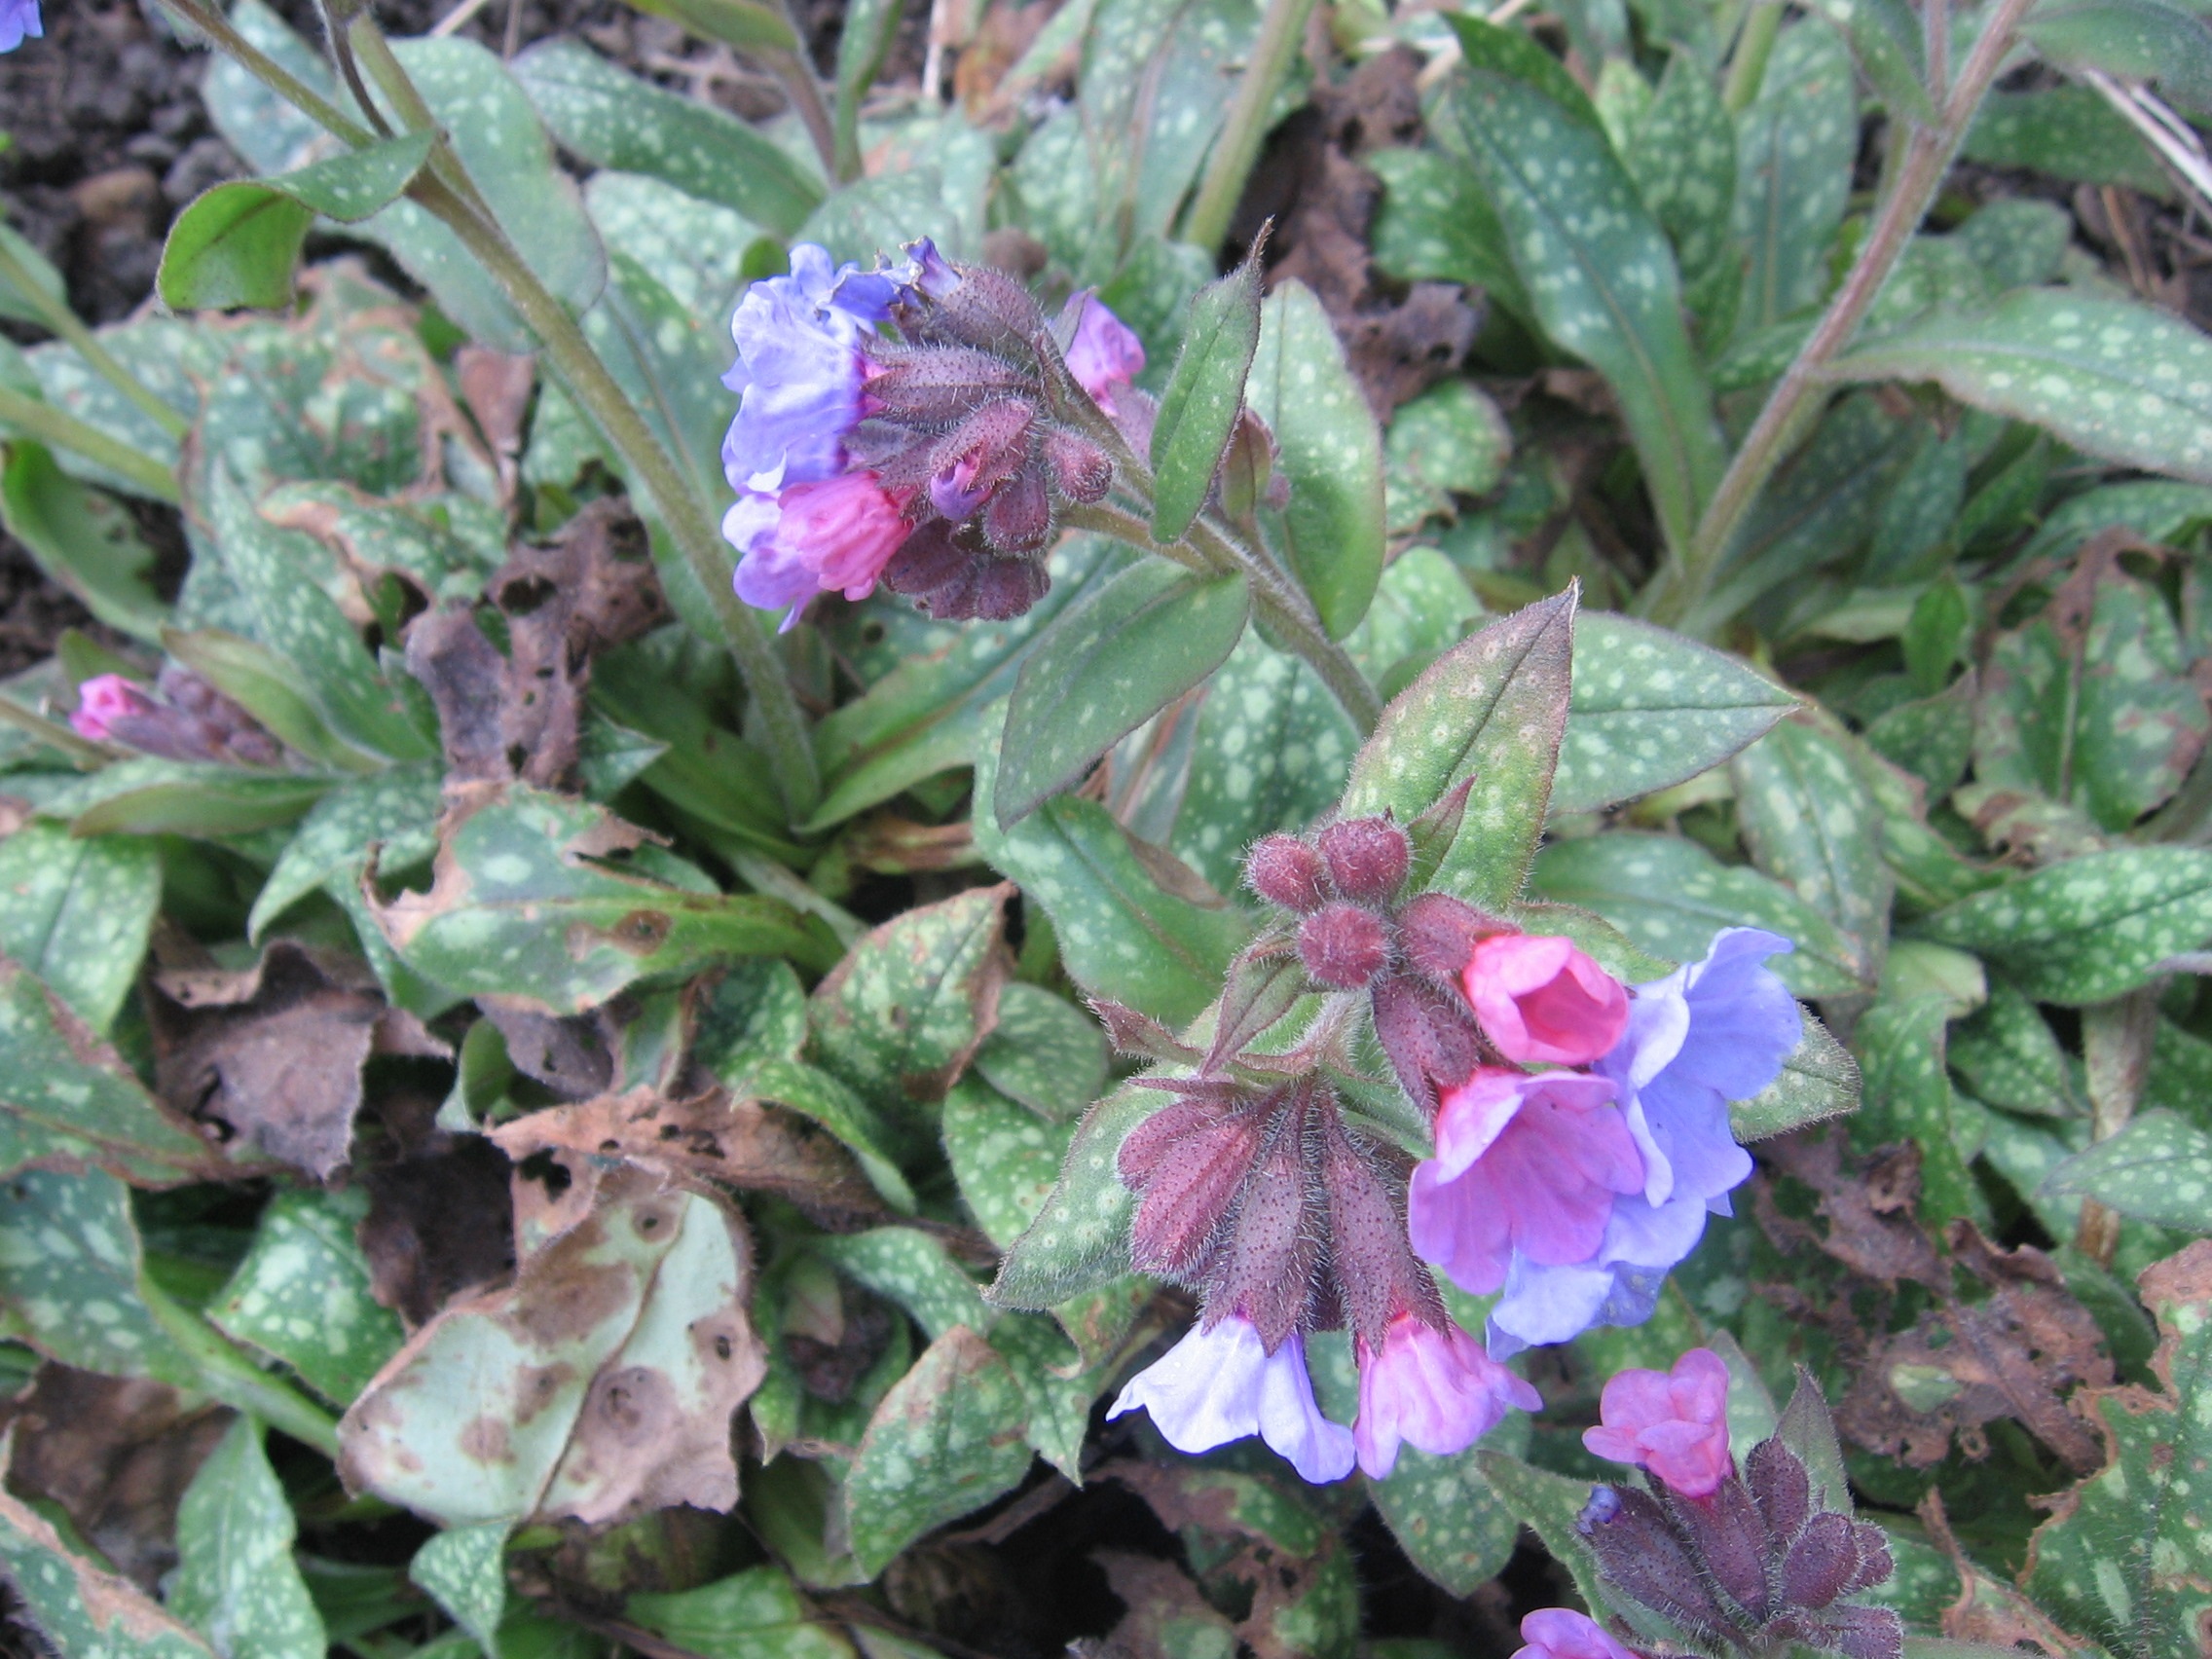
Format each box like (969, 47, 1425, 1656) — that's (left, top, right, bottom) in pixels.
(1208, 1095, 1324, 1349)
(1581, 1486, 1733, 1642)
(913, 262, 1048, 355)
(866, 346, 1032, 424)
(1746, 1435, 1811, 1541)
(1781, 1511, 1861, 1611)
(982, 467, 1053, 554)
(1317, 816, 1410, 904)
(1246, 833, 1329, 912)
(1043, 426, 1114, 502)
(1298, 902, 1390, 989)
(1397, 892, 1512, 984)
(1370, 972, 1483, 1112)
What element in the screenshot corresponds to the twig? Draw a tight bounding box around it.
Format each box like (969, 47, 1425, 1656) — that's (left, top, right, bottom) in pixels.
(2084, 69, 2212, 222)
(428, 0, 496, 36)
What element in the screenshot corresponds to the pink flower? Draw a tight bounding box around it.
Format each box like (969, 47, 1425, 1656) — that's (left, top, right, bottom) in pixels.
(1353, 1311, 1540, 1479)
(1409, 1069, 1643, 1294)
(1463, 935, 1630, 1065)
(1582, 1346, 1734, 1497)
(726, 474, 916, 628)
(1064, 294, 1145, 416)
(69, 674, 156, 743)
(1513, 1608, 1641, 1659)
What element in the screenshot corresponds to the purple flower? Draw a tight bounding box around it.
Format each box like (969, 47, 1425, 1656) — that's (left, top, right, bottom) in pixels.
(1353, 1311, 1540, 1479)
(1486, 930, 1799, 1356)
(720, 243, 903, 494)
(725, 473, 917, 629)
(1513, 1609, 1642, 1659)
(1408, 1068, 1644, 1296)
(1064, 293, 1145, 416)
(1108, 1315, 1355, 1485)
(0, 0, 40, 51)
(1583, 1346, 1734, 1497)
(69, 674, 156, 743)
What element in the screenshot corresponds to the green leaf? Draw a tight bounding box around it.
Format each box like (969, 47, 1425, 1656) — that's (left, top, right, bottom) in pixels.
(1733, 18, 1858, 327)
(2040, 1110, 2212, 1231)
(1948, 979, 2083, 1119)
(1339, 590, 1576, 908)
(1954, 198, 2075, 292)
(171, 1416, 328, 1659)
(1472, 1452, 1615, 1623)
(1529, 831, 1868, 996)
(207, 1186, 406, 1406)
(1367, 148, 1528, 315)
(811, 537, 1131, 830)
(835, 0, 904, 178)
(410, 1523, 510, 1659)
(1245, 280, 1385, 638)
(0, 443, 170, 641)
(808, 883, 1011, 1113)
(1622, 48, 1738, 284)
(996, 561, 1249, 828)
(1810, 0, 1933, 122)
(0, 957, 222, 1185)
(371, 785, 830, 1015)
(249, 762, 442, 940)
(1912, 848, 2212, 1004)
(629, 1566, 856, 1659)
(1855, 996, 1985, 1225)
(844, 1325, 1034, 1574)
(2024, 1241, 2212, 1658)
(0, 820, 160, 1032)
(1371, 1423, 1527, 1596)
(1962, 87, 2170, 196)
(0, 1168, 199, 1382)
(986, 1081, 1157, 1309)
(974, 983, 1108, 1123)
(0, 1478, 217, 1658)
(816, 1226, 994, 1339)
(1435, 18, 1724, 559)
(1552, 613, 1796, 815)
(581, 247, 739, 514)
(944, 1075, 1078, 1247)
(1867, 679, 1975, 798)
(1730, 717, 1894, 982)
(158, 131, 437, 312)
(22, 758, 331, 840)
(515, 40, 820, 237)
(739, 1056, 915, 1212)
(694, 958, 810, 1077)
(974, 722, 1250, 1026)
(1731, 1011, 1860, 1139)
(338, 1175, 767, 1528)
(1833, 289, 2212, 485)
(0, 224, 68, 329)
(1150, 258, 1264, 542)
(2024, 0, 2212, 115)
(1383, 380, 1511, 535)
(620, 0, 801, 52)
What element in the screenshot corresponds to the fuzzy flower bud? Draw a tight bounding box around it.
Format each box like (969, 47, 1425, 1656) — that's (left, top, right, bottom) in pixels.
(1317, 816, 1410, 905)
(1298, 902, 1390, 989)
(1246, 833, 1330, 912)
(1582, 1347, 1734, 1497)
(69, 674, 157, 743)
(1462, 934, 1630, 1065)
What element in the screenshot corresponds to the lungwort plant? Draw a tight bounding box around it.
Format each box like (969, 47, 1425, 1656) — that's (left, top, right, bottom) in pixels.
(2, 0, 2212, 1648)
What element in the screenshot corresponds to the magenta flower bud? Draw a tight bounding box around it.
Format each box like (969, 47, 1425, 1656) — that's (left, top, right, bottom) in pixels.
(1107, 1316, 1354, 1485)
(1397, 892, 1512, 983)
(1352, 1310, 1539, 1479)
(1063, 292, 1146, 417)
(726, 474, 916, 629)
(69, 674, 157, 743)
(1462, 934, 1630, 1065)
(1370, 972, 1484, 1113)
(1782, 1512, 1862, 1610)
(866, 346, 1032, 424)
(1581, 1485, 1734, 1641)
(1512, 1609, 1642, 1659)
(0, 0, 41, 51)
(982, 467, 1052, 554)
(1317, 816, 1410, 904)
(928, 398, 1036, 513)
(1800, 1605, 1904, 1659)
(1246, 833, 1330, 912)
(1042, 426, 1114, 503)
(1119, 1099, 1265, 1280)
(1582, 1346, 1734, 1497)
(1298, 902, 1390, 989)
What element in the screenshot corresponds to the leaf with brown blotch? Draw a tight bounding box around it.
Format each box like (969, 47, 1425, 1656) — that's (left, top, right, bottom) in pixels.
(339, 1166, 768, 1530)
(150, 940, 447, 1181)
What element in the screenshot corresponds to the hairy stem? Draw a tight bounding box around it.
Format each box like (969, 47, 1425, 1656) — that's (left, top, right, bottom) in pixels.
(0, 241, 189, 441)
(0, 387, 182, 503)
(1182, 0, 1320, 255)
(159, 0, 374, 144)
(1650, 0, 2038, 634)
(1722, 0, 1784, 112)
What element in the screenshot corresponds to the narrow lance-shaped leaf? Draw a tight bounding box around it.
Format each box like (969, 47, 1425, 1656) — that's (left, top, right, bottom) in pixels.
(169, 1416, 328, 1659)
(1151, 256, 1264, 541)
(0, 444, 171, 642)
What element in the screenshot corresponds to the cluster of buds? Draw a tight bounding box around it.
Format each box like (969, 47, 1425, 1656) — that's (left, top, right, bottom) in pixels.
(1563, 1349, 1903, 1659)
(69, 670, 283, 766)
(1106, 805, 1809, 1487)
(719, 240, 1143, 628)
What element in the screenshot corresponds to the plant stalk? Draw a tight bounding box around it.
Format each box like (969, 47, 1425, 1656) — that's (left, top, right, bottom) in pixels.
(1182, 0, 1320, 255)
(1722, 0, 1784, 112)
(0, 389, 182, 503)
(159, 0, 374, 145)
(141, 1278, 344, 1457)
(2077, 987, 2157, 1266)
(0, 241, 189, 441)
(765, 47, 843, 181)
(1651, 0, 2038, 633)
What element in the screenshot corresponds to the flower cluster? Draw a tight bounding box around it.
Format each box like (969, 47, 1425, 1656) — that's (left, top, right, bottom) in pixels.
(0, 0, 40, 53)
(719, 240, 1143, 629)
(1573, 1349, 1904, 1659)
(70, 670, 283, 766)
(1107, 811, 1803, 1488)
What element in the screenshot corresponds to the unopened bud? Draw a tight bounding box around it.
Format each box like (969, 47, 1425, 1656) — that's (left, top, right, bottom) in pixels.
(1317, 816, 1410, 904)
(1043, 426, 1114, 502)
(983, 467, 1052, 554)
(1396, 892, 1509, 982)
(1218, 407, 1277, 523)
(914, 263, 1049, 355)
(1370, 971, 1482, 1112)
(866, 347, 1033, 424)
(1781, 1512, 1860, 1612)
(1246, 833, 1329, 912)
(1298, 902, 1390, 988)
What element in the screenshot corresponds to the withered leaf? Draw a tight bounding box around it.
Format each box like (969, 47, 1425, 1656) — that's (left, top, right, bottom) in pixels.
(150, 940, 445, 1180)
(340, 1167, 768, 1530)
(1759, 1131, 1948, 1290)
(1088, 1551, 1237, 1659)
(0, 1452, 217, 1659)
(359, 1135, 520, 1326)
(477, 1000, 613, 1100)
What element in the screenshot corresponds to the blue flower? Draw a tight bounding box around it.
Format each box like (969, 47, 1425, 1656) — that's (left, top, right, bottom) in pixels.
(0, 0, 43, 51)
(1108, 1315, 1355, 1485)
(1487, 929, 1799, 1356)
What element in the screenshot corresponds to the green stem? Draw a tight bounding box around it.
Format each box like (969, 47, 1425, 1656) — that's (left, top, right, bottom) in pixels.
(764, 45, 842, 182)
(0, 241, 188, 441)
(0, 387, 180, 503)
(1183, 0, 1320, 254)
(158, 0, 373, 145)
(1722, 0, 1784, 112)
(1650, 0, 2038, 634)
(141, 1279, 344, 1458)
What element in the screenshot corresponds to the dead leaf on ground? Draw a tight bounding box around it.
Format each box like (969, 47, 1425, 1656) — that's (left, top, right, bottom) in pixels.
(457, 346, 535, 501)
(340, 1167, 768, 1530)
(478, 1000, 614, 1100)
(149, 940, 445, 1181)
(1, 1367, 230, 1592)
(1758, 1132, 1948, 1290)
(1918, 1490, 2084, 1652)
(358, 1134, 519, 1326)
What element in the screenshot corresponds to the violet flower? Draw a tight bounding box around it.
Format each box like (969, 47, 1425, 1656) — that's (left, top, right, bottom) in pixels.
(1352, 1310, 1540, 1479)
(1062, 293, 1146, 417)
(1513, 1609, 1643, 1659)
(1108, 1315, 1355, 1485)
(0, 0, 40, 52)
(1583, 1346, 1735, 1497)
